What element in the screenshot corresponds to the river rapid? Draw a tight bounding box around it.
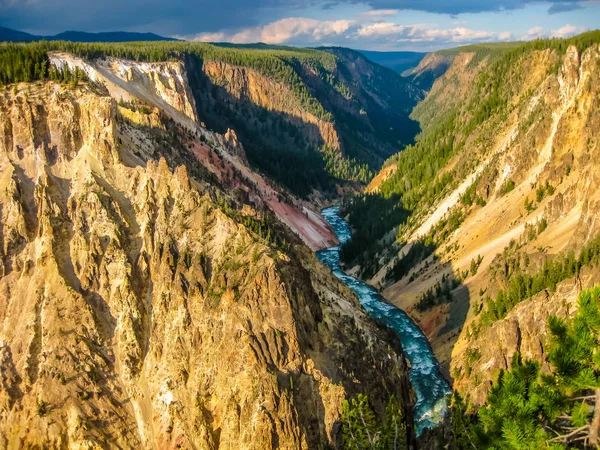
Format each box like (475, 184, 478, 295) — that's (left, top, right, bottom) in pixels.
(316, 206, 450, 433)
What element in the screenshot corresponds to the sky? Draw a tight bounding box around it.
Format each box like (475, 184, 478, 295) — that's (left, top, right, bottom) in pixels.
(1, 0, 599, 51)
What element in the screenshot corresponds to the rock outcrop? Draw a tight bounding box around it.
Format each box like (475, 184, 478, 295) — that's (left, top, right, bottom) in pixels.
(0, 83, 414, 448)
(49, 51, 339, 252)
(365, 41, 600, 403)
(201, 60, 340, 152)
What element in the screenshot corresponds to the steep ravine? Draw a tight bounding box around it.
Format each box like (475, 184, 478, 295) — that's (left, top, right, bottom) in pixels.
(318, 207, 450, 434)
(0, 81, 417, 448)
(49, 51, 338, 252)
(359, 38, 600, 406)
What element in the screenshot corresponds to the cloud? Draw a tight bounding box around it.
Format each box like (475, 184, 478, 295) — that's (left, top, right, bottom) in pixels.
(1, 0, 596, 38)
(321, 2, 339, 9)
(523, 26, 547, 39)
(191, 17, 354, 44)
(188, 17, 513, 50)
(334, 0, 593, 15)
(188, 32, 228, 42)
(0, 0, 317, 36)
(547, 1, 584, 13)
(551, 23, 584, 37)
(356, 22, 411, 37)
(356, 23, 512, 44)
(522, 23, 586, 39)
(357, 9, 399, 22)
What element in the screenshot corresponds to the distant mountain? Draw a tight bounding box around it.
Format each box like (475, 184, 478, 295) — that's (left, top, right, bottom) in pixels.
(0, 27, 36, 42)
(403, 42, 522, 91)
(0, 26, 178, 42)
(355, 50, 426, 74)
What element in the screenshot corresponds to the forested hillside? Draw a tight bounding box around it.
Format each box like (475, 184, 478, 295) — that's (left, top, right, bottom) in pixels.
(0, 48, 416, 448)
(343, 31, 600, 274)
(403, 42, 523, 91)
(0, 40, 421, 197)
(451, 286, 600, 449)
(340, 31, 600, 406)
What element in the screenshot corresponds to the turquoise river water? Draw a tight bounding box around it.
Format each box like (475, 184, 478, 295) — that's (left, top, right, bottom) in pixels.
(316, 206, 450, 433)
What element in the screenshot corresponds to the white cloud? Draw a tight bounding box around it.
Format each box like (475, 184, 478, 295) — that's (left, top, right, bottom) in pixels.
(356, 23, 511, 44)
(552, 24, 580, 38)
(357, 9, 399, 22)
(184, 16, 513, 50)
(357, 22, 411, 37)
(190, 32, 228, 42)
(191, 17, 354, 44)
(523, 26, 549, 39)
(522, 23, 587, 40)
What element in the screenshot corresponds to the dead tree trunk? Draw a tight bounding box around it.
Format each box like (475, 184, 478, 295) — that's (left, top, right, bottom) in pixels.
(589, 389, 600, 447)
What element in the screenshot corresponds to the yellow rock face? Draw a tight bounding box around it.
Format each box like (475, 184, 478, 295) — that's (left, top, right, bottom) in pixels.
(369, 43, 600, 404)
(0, 83, 412, 449)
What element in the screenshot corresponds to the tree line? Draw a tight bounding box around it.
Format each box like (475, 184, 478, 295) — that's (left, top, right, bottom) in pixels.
(0, 40, 338, 121)
(480, 234, 600, 325)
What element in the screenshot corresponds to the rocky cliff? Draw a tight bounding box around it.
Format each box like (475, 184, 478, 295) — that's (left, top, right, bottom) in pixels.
(184, 46, 421, 196)
(356, 35, 600, 405)
(200, 59, 340, 152)
(49, 51, 338, 252)
(402, 53, 454, 92)
(0, 80, 414, 448)
(15, 41, 422, 197)
(446, 42, 600, 403)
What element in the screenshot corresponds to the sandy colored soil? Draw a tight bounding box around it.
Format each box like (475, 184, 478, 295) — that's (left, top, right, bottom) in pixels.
(366, 165, 397, 193)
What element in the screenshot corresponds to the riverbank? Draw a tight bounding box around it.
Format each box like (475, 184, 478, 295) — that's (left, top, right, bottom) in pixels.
(317, 206, 450, 434)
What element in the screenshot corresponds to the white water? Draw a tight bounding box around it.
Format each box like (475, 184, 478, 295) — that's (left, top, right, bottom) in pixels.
(317, 206, 450, 434)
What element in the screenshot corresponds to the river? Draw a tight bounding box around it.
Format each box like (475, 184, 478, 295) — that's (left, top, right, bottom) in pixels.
(316, 206, 450, 433)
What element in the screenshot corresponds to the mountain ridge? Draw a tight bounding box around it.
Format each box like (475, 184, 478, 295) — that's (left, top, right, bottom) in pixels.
(354, 49, 427, 74)
(0, 26, 178, 43)
(341, 30, 600, 395)
(0, 40, 422, 197)
(403, 42, 523, 91)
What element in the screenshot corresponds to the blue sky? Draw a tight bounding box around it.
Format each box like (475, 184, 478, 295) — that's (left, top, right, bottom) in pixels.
(1, 0, 598, 51)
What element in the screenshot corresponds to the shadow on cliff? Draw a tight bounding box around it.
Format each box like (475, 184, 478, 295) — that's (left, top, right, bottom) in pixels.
(275, 248, 418, 448)
(184, 55, 335, 199)
(375, 236, 472, 380)
(338, 185, 474, 380)
(183, 54, 421, 199)
(293, 55, 422, 163)
(7, 164, 40, 259)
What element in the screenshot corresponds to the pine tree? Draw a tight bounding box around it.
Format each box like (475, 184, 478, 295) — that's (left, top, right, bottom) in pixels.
(546, 286, 600, 445)
(450, 392, 477, 450)
(453, 286, 600, 448)
(342, 394, 379, 449)
(379, 396, 407, 450)
(341, 394, 408, 450)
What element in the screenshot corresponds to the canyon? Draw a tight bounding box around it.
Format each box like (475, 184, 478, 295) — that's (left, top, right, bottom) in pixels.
(0, 46, 417, 448)
(357, 36, 600, 406)
(2, 30, 600, 448)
